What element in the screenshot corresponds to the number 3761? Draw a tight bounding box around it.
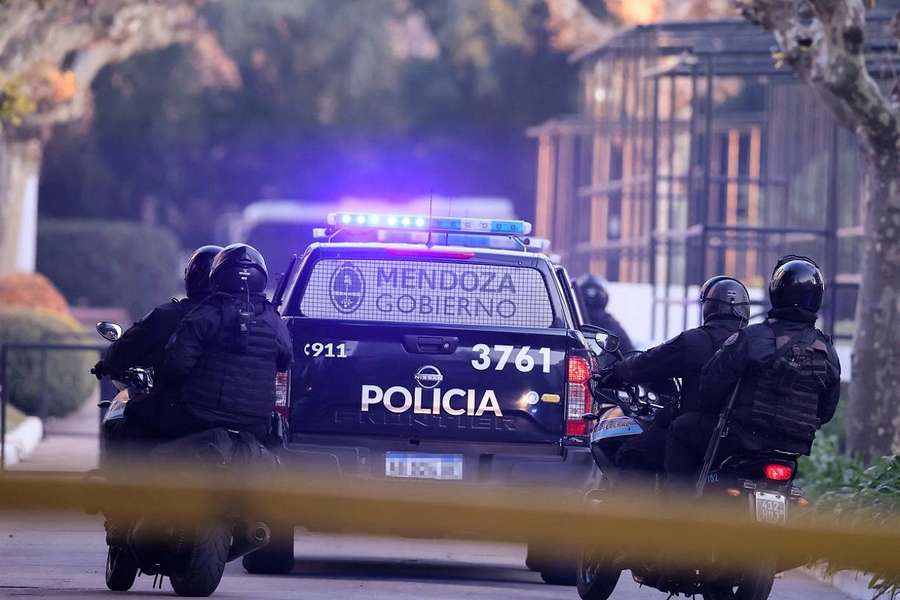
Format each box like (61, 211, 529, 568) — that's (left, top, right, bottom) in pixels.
(470, 344, 552, 373)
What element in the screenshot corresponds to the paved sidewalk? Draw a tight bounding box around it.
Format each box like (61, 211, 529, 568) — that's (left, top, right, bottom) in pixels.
(9, 390, 100, 472)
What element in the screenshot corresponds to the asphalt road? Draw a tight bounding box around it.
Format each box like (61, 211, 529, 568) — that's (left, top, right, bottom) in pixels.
(0, 513, 853, 600)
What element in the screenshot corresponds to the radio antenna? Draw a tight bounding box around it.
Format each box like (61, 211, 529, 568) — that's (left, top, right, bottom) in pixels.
(426, 191, 434, 247)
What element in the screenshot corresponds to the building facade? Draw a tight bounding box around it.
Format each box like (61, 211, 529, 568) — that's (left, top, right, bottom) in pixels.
(531, 17, 897, 340)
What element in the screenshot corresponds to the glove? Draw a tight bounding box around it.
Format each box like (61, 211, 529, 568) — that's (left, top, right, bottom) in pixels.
(91, 360, 106, 381)
(593, 367, 624, 389)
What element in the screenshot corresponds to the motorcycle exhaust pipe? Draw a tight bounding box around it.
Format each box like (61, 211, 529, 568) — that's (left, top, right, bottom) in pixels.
(227, 522, 271, 562)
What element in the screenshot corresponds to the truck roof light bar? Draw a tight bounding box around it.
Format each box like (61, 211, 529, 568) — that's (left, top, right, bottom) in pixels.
(325, 212, 533, 236)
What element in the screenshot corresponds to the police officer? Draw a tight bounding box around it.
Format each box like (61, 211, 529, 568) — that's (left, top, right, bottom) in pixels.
(597, 276, 751, 474)
(92, 245, 224, 440)
(575, 273, 635, 354)
(158, 244, 293, 441)
(665, 256, 841, 478)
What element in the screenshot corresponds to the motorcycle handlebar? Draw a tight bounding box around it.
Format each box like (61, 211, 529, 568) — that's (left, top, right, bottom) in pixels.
(112, 367, 154, 392)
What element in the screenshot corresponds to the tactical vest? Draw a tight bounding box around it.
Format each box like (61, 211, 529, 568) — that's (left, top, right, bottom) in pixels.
(178, 297, 280, 432)
(739, 327, 830, 445)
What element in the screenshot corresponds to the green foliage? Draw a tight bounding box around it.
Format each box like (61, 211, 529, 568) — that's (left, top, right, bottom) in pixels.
(0, 80, 36, 125)
(0, 308, 96, 418)
(36, 219, 182, 318)
(38, 1, 577, 244)
(800, 434, 900, 599)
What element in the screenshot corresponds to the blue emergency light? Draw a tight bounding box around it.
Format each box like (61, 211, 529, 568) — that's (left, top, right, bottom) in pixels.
(326, 212, 532, 236)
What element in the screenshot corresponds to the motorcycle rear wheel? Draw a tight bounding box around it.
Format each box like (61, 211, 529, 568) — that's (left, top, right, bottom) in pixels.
(527, 543, 577, 586)
(576, 547, 621, 600)
(106, 545, 139, 592)
(168, 522, 230, 597)
(701, 564, 776, 600)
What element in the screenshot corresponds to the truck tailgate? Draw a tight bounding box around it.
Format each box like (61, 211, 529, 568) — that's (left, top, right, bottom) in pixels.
(287, 320, 570, 444)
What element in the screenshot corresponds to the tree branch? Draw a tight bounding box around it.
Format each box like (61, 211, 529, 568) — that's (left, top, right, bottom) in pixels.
(0, 0, 237, 134)
(737, 0, 900, 157)
(544, 0, 616, 52)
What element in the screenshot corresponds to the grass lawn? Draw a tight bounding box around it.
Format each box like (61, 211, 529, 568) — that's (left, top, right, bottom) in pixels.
(3, 404, 27, 432)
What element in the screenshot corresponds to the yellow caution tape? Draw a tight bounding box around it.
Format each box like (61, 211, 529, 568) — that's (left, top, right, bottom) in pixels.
(1, 470, 898, 574)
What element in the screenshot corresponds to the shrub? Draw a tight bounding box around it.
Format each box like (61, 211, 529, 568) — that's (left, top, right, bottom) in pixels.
(4, 404, 26, 432)
(800, 434, 900, 599)
(0, 308, 97, 417)
(0, 272, 71, 316)
(37, 219, 182, 319)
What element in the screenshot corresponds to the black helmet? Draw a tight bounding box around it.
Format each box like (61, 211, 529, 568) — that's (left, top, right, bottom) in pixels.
(184, 245, 224, 299)
(575, 273, 609, 311)
(700, 275, 751, 324)
(769, 255, 824, 312)
(210, 243, 268, 294)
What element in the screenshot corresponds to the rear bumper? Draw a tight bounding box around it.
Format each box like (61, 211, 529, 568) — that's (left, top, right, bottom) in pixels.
(279, 434, 595, 490)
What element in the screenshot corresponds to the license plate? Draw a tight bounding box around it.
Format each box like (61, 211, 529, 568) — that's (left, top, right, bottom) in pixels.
(754, 491, 787, 524)
(385, 452, 463, 481)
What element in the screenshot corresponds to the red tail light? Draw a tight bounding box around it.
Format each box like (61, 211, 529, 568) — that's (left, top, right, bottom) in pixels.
(275, 371, 290, 417)
(567, 356, 591, 385)
(566, 356, 591, 436)
(764, 464, 794, 481)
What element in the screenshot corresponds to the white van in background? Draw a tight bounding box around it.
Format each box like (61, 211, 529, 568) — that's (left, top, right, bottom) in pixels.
(215, 196, 517, 282)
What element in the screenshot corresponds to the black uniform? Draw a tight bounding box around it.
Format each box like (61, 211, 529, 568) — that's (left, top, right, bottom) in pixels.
(610, 317, 743, 473)
(665, 307, 841, 476)
(100, 298, 203, 439)
(102, 298, 199, 377)
(158, 292, 293, 441)
(585, 307, 636, 355)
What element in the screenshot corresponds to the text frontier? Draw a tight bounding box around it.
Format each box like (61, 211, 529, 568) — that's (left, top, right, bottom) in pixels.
(361, 385, 504, 417)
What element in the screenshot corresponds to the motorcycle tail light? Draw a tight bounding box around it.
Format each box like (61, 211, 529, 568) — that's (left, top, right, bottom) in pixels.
(275, 371, 290, 416)
(764, 463, 794, 481)
(566, 356, 591, 436)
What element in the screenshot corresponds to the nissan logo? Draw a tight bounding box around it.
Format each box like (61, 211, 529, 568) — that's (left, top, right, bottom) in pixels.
(414, 365, 443, 389)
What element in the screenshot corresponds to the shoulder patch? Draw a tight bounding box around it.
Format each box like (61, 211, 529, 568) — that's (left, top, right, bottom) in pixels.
(723, 333, 739, 347)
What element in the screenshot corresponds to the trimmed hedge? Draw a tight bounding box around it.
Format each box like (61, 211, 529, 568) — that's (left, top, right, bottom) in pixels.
(0, 308, 97, 417)
(0, 272, 71, 316)
(37, 219, 182, 319)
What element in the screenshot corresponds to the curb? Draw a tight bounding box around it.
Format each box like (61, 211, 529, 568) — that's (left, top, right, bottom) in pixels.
(801, 564, 876, 600)
(2, 417, 43, 466)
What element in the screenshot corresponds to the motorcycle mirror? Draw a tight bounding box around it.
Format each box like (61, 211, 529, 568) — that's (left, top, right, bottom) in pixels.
(594, 330, 620, 354)
(96, 321, 123, 342)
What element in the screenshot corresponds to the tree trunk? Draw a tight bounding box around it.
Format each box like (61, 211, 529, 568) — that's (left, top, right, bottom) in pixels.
(0, 132, 42, 275)
(847, 152, 900, 460)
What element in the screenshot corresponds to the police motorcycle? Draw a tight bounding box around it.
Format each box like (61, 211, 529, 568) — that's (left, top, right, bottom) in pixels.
(94, 321, 275, 597)
(576, 329, 808, 600)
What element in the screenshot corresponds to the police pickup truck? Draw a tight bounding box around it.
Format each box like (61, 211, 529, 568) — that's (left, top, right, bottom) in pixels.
(245, 213, 599, 583)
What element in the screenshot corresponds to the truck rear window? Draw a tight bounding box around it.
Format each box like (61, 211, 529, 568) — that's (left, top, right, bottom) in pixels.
(298, 258, 554, 328)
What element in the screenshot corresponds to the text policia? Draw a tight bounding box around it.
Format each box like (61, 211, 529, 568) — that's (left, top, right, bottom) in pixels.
(362, 385, 503, 417)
